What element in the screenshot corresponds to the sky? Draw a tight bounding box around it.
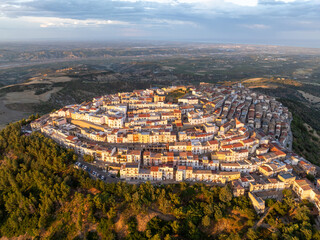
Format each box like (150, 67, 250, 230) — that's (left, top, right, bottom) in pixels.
(0, 0, 320, 47)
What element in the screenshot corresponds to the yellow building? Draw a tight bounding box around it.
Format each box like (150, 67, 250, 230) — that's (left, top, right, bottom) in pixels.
(141, 132, 150, 143)
(249, 192, 265, 214)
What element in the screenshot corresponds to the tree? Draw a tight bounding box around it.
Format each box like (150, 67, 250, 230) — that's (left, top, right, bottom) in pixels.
(226, 233, 241, 240)
(146, 230, 153, 238)
(107, 207, 117, 221)
(283, 189, 293, 199)
(132, 192, 140, 203)
(86, 231, 99, 240)
(164, 234, 172, 240)
(246, 228, 258, 240)
(301, 228, 313, 240)
(97, 219, 116, 240)
(273, 202, 287, 216)
(214, 205, 223, 220)
(83, 154, 94, 163)
(171, 220, 180, 234)
(151, 234, 161, 240)
(266, 198, 276, 208)
(219, 186, 232, 203)
(312, 231, 320, 240)
(294, 205, 310, 222)
(127, 217, 138, 234)
(202, 215, 211, 227)
(203, 204, 214, 216)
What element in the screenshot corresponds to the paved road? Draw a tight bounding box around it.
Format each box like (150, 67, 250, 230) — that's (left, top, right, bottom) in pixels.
(75, 157, 120, 184)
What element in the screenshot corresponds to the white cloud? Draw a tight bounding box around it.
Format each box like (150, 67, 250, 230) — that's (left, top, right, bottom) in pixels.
(225, 0, 258, 7)
(20, 17, 129, 28)
(242, 24, 270, 29)
(275, 0, 299, 3)
(112, 0, 174, 3)
(114, 0, 258, 7)
(143, 18, 197, 26)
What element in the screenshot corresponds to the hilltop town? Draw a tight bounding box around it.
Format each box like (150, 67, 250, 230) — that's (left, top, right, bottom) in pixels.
(31, 83, 320, 215)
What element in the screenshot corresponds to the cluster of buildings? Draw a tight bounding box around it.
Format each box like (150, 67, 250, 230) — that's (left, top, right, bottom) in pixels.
(31, 83, 319, 215)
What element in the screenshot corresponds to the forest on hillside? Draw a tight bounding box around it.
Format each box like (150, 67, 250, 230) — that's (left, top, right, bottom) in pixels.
(0, 120, 319, 239)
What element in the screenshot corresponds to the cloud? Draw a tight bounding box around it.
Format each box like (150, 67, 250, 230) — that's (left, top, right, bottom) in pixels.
(143, 18, 197, 26)
(21, 16, 129, 28)
(242, 24, 270, 29)
(225, 0, 258, 7)
(275, 0, 299, 2)
(0, 0, 320, 46)
(1, 0, 319, 21)
(115, 0, 257, 6)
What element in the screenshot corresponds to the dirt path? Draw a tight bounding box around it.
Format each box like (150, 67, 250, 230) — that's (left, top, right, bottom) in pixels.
(254, 206, 273, 229)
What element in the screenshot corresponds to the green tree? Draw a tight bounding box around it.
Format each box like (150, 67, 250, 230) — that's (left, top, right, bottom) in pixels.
(107, 207, 117, 221)
(164, 234, 172, 240)
(226, 233, 241, 240)
(219, 186, 232, 203)
(301, 228, 313, 240)
(283, 189, 293, 198)
(150, 234, 161, 240)
(127, 216, 138, 234)
(146, 229, 153, 239)
(83, 154, 94, 163)
(171, 220, 180, 234)
(202, 215, 211, 227)
(214, 205, 223, 220)
(86, 231, 99, 240)
(294, 205, 310, 222)
(203, 204, 214, 216)
(246, 228, 258, 240)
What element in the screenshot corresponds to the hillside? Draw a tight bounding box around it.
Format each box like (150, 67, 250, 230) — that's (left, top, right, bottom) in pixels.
(0, 120, 320, 239)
